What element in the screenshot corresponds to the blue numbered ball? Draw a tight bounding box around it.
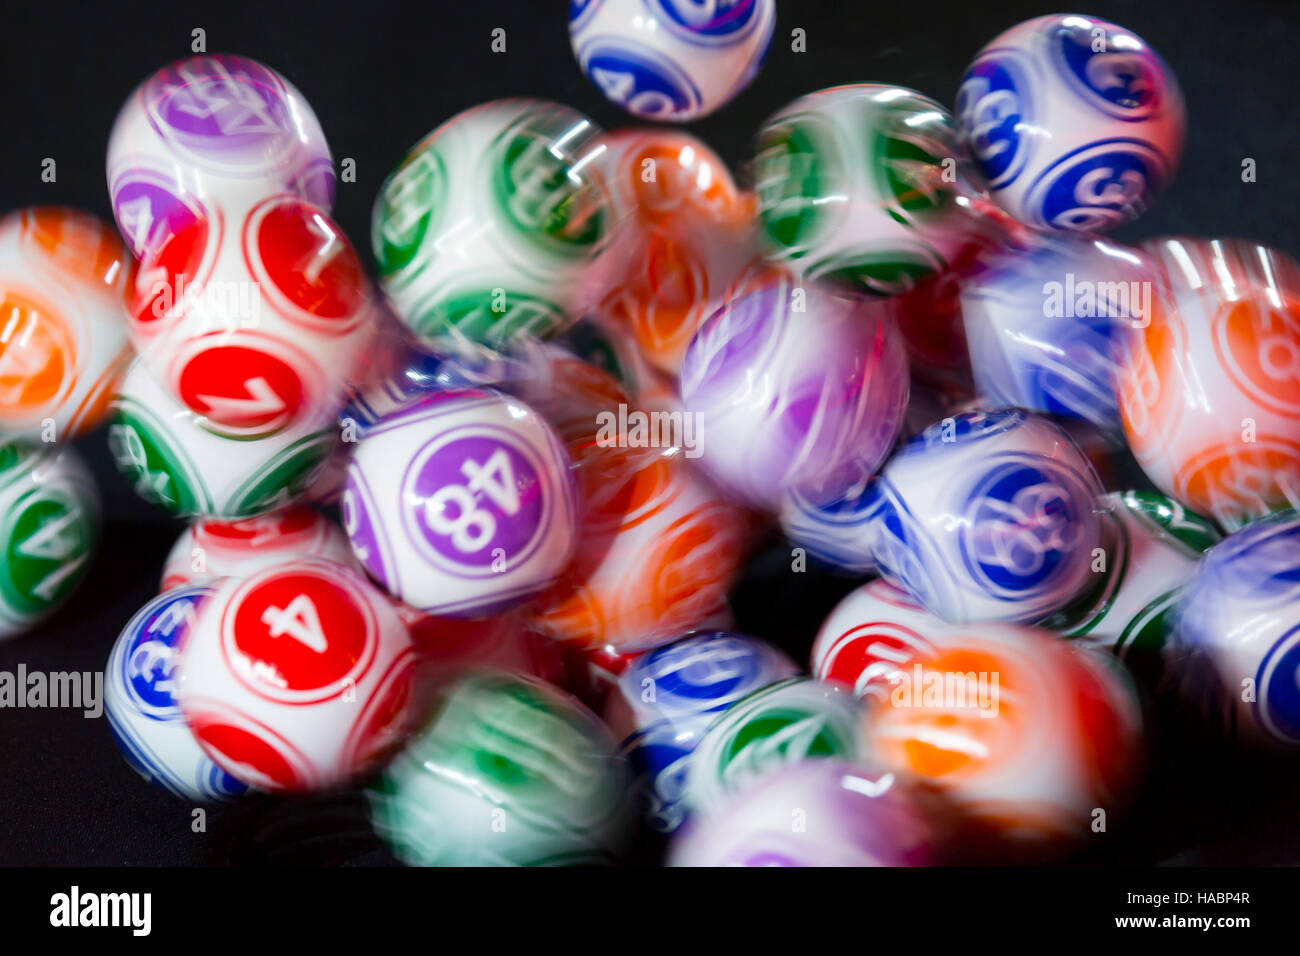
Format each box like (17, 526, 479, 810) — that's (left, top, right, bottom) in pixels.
(865, 409, 1106, 624)
(1171, 512, 1300, 748)
(604, 631, 798, 833)
(779, 477, 879, 576)
(955, 14, 1185, 234)
(570, 0, 776, 122)
(961, 237, 1155, 430)
(105, 585, 250, 801)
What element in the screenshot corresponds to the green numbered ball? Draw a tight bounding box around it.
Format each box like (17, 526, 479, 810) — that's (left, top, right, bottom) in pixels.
(0, 439, 100, 639)
(372, 99, 609, 351)
(369, 671, 633, 866)
(684, 677, 865, 816)
(754, 84, 972, 296)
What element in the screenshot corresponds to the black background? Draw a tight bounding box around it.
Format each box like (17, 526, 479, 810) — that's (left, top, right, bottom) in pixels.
(1, 0, 1298, 866)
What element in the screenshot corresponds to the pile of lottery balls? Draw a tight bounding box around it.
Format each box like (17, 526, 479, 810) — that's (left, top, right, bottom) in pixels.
(2, 3, 1297, 867)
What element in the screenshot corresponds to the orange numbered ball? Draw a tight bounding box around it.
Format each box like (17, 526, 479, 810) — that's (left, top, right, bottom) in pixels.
(177, 559, 421, 793)
(859, 621, 1143, 859)
(0, 208, 133, 440)
(1118, 238, 1300, 529)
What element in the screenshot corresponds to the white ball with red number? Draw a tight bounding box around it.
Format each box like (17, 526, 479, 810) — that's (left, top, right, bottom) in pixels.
(176, 559, 421, 793)
(127, 195, 376, 438)
(160, 505, 357, 590)
(342, 389, 578, 618)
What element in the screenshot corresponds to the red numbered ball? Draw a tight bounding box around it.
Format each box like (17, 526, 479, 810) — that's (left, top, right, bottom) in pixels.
(176, 559, 421, 793)
(128, 196, 376, 438)
(0, 207, 134, 440)
(343, 389, 578, 617)
(160, 505, 357, 590)
(107, 54, 334, 261)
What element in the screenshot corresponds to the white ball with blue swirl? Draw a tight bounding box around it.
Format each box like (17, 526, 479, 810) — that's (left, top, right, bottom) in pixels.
(105, 585, 250, 801)
(779, 476, 879, 575)
(865, 409, 1106, 623)
(955, 14, 1185, 233)
(960, 236, 1154, 430)
(570, 0, 776, 122)
(1171, 512, 1300, 748)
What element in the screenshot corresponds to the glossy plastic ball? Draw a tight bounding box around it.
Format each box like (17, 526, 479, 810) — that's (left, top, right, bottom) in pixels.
(372, 100, 608, 351)
(109, 359, 336, 519)
(105, 585, 249, 801)
(858, 620, 1143, 857)
(684, 677, 863, 816)
(754, 84, 975, 295)
(669, 759, 937, 866)
(955, 14, 1185, 233)
(107, 54, 334, 260)
(604, 631, 798, 832)
(369, 671, 633, 866)
(343, 389, 577, 617)
(160, 505, 357, 591)
(1170, 512, 1300, 748)
(1117, 237, 1300, 530)
(778, 476, 878, 576)
(128, 195, 375, 437)
(177, 559, 420, 792)
(569, 0, 775, 122)
(679, 269, 909, 510)
(866, 409, 1105, 623)
(0, 440, 100, 639)
(0, 207, 133, 440)
(961, 237, 1154, 430)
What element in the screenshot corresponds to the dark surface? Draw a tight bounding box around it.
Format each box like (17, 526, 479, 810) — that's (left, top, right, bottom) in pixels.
(1, 0, 1298, 866)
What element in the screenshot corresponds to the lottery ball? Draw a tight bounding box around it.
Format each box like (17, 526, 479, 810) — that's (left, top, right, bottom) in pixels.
(858, 620, 1143, 857)
(372, 99, 608, 351)
(955, 14, 1185, 234)
(109, 359, 336, 519)
(669, 759, 937, 866)
(961, 237, 1154, 430)
(1170, 512, 1300, 748)
(1117, 237, 1300, 530)
(107, 54, 334, 260)
(128, 195, 375, 437)
(369, 671, 634, 866)
(176, 559, 420, 792)
(580, 128, 759, 375)
(778, 476, 878, 576)
(0, 441, 100, 639)
(0, 207, 133, 440)
(684, 677, 863, 817)
(343, 389, 578, 617)
(105, 585, 249, 801)
(753, 84, 975, 295)
(604, 631, 798, 833)
(813, 577, 955, 700)
(397, 607, 566, 686)
(680, 269, 909, 511)
(160, 505, 356, 591)
(530, 446, 749, 650)
(1042, 491, 1219, 690)
(569, 0, 775, 122)
(866, 409, 1105, 624)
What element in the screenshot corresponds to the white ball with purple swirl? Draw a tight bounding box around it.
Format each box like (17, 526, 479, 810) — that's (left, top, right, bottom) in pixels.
(955, 14, 1184, 234)
(961, 237, 1151, 430)
(1170, 513, 1300, 748)
(679, 272, 909, 511)
(864, 409, 1106, 624)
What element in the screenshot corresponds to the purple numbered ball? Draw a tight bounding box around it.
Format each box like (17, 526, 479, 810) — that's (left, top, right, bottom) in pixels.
(107, 54, 335, 259)
(668, 758, 937, 866)
(343, 388, 578, 617)
(679, 268, 909, 511)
